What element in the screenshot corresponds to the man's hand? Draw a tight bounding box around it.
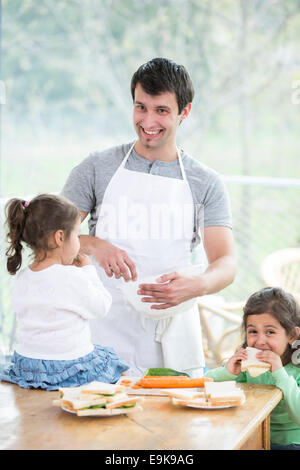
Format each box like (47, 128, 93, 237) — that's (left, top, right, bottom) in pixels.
(80, 235, 137, 282)
(137, 272, 201, 310)
(98, 240, 137, 281)
(137, 226, 236, 310)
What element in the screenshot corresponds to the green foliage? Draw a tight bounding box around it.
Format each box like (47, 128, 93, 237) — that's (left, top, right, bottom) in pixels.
(1, 0, 300, 350)
(1, 0, 300, 194)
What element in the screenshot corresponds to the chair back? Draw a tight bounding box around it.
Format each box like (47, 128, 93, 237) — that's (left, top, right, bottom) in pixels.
(261, 248, 300, 300)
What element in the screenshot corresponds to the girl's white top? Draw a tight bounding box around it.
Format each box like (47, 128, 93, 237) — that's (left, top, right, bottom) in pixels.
(12, 264, 112, 360)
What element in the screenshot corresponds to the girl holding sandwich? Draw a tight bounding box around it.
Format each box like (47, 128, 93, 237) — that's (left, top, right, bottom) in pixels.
(205, 287, 300, 450)
(0, 194, 128, 390)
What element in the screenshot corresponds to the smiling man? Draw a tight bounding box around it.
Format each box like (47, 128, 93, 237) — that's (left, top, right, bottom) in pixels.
(133, 83, 191, 156)
(62, 58, 236, 376)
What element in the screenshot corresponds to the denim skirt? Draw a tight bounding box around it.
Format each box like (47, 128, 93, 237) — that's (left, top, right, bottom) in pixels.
(0, 344, 129, 391)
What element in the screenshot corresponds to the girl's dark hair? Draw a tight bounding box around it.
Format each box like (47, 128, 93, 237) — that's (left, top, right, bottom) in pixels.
(242, 287, 300, 366)
(5, 194, 80, 275)
(131, 57, 194, 114)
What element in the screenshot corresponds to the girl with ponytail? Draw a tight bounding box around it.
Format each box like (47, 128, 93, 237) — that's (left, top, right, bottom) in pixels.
(5, 198, 28, 275)
(0, 194, 128, 390)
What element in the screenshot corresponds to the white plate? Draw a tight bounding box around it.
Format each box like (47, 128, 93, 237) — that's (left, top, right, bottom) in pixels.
(181, 397, 246, 410)
(186, 404, 236, 410)
(61, 405, 141, 417)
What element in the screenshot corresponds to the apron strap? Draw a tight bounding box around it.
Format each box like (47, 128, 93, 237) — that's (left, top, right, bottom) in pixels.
(120, 141, 136, 168)
(177, 148, 188, 182)
(122, 141, 188, 183)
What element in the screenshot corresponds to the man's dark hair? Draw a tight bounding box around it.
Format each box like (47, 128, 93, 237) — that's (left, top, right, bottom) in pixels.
(131, 58, 194, 114)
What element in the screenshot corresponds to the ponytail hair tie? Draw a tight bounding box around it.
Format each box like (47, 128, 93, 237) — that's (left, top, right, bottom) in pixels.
(24, 201, 30, 208)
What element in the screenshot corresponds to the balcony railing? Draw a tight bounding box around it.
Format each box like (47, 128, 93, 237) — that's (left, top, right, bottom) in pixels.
(1, 175, 300, 355)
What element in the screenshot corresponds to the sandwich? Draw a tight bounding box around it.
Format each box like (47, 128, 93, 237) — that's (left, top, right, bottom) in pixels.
(167, 390, 208, 407)
(204, 380, 238, 396)
(204, 381, 245, 407)
(172, 397, 209, 407)
(106, 396, 144, 409)
(241, 347, 271, 377)
(52, 381, 144, 416)
(170, 381, 245, 408)
(52, 386, 86, 406)
(79, 381, 126, 395)
(76, 395, 145, 416)
(161, 389, 206, 400)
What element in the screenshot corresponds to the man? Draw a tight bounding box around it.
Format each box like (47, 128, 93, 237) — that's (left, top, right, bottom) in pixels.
(62, 58, 236, 376)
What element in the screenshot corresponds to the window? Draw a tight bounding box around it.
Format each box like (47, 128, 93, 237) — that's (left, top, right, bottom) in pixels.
(1, 0, 300, 353)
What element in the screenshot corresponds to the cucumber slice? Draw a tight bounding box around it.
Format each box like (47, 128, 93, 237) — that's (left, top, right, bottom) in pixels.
(143, 368, 190, 377)
(87, 403, 107, 409)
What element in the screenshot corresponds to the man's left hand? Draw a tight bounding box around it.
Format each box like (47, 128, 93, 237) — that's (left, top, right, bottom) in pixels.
(137, 272, 204, 310)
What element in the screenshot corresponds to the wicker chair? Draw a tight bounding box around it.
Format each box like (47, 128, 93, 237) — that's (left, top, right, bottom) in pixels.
(260, 248, 300, 302)
(198, 297, 244, 367)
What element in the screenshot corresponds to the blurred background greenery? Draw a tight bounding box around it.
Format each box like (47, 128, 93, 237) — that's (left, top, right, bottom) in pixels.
(1, 0, 300, 352)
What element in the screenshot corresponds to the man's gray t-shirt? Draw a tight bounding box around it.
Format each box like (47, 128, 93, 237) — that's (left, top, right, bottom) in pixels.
(62, 141, 232, 251)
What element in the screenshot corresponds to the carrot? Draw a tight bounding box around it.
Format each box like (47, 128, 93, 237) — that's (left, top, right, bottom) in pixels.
(140, 376, 213, 388)
(143, 375, 187, 378)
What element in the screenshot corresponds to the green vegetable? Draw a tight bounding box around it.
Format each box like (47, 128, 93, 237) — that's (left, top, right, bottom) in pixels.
(87, 403, 107, 409)
(143, 368, 190, 377)
(86, 403, 136, 410)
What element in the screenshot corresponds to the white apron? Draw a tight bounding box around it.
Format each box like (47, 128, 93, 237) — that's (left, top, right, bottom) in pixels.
(90, 142, 205, 376)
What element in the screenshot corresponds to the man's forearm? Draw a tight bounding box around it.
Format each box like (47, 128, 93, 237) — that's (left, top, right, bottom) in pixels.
(195, 255, 237, 297)
(79, 235, 137, 281)
(79, 234, 99, 256)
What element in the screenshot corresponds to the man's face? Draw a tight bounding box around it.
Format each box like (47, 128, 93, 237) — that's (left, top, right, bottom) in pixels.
(133, 83, 190, 152)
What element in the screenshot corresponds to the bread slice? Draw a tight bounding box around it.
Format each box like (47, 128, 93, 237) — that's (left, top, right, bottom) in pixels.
(78, 392, 108, 401)
(204, 381, 245, 407)
(102, 392, 128, 403)
(106, 396, 145, 409)
(58, 386, 83, 399)
(246, 366, 270, 377)
(54, 390, 110, 408)
(61, 397, 107, 411)
(209, 392, 245, 407)
(241, 347, 271, 377)
(76, 404, 143, 417)
(204, 381, 238, 398)
(80, 381, 125, 395)
(162, 390, 206, 400)
(172, 397, 209, 407)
